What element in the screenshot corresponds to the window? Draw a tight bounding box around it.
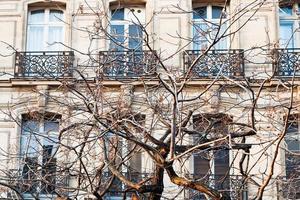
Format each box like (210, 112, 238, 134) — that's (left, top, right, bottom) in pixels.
(27, 8, 65, 51)
(103, 114, 145, 199)
(281, 115, 300, 199)
(279, 4, 300, 48)
(20, 113, 60, 198)
(110, 7, 145, 51)
(189, 113, 245, 200)
(193, 5, 228, 50)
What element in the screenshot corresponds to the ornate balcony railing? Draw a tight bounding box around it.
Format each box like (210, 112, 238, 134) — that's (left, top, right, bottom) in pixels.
(183, 49, 244, 78)
(186, 174, 248, 200)
(273, 48, 300, 77)
(277, 177, 300, 199)
(15, 51, 74, 78)
(102, 172, 153, 198)
(99, 50, 157, 78)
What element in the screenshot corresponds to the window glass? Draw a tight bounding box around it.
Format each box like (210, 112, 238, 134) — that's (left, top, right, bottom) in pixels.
(110, 7, 144, 51)
(20, 115, 60, 195)
(214, 149, 229, 176)
(111, 8, 125, 20)
(110, 25, 125, 50)
(193, 7, 207, 19)
(27, 26, 44, 51)
(212, 23, 228, 49)
(193, 23, 209, 50)
(49, 10, 64, 22)
(48, 26, 64, 50)
(280, 22, 294, 48)
(29, 10, 45, 23)
(128, 25, 143, 50)
(285, 115, 300, 180)
(212, 6, 224, 19)
(193, 5, 228, 50)
(27, 9, 64, 51)
(279, 5, 293, 16)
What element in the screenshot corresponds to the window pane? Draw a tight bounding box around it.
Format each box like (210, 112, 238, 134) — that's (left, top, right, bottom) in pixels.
(29, 10, 45, 23)
(44, 121, 59, 154)
(212, 23, 228, 49)
(193, 22, 209, 50)
(110, 25, 125, 50)
(286, 139, 300, 151)
(129, 25, 143, 50)
(49, 10, 64, 22)
(194, 152, 210, 178)
(45, 121, 59, 133)
(280, 22, 294, 48)
(279, 6, 293, 16)
(193, 7, 207, 19)
(27, 26, 44, 51)
(212, 6, 224, 19)
(111, 8, 124, 20)
(214, 149, 229, 176)
(48, 26, 63, 51)
(21, 120, 39, 156)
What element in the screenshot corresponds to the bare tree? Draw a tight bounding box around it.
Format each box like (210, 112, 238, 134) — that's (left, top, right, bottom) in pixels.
(0, 0, 299, 200)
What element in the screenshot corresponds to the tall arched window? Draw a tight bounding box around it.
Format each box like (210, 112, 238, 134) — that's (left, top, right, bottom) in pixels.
(27, 8, 65, 51)
(191, 113, 231, 199)
(20, 113, 61, 197)
(193, 5, 228, 50)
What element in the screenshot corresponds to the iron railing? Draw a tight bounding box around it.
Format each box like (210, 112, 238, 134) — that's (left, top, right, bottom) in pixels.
(186, 174, 248, 200)
(277, 177, 300, 199)
(15, 51, 74, 78)
(102, 172, 153, 198)
(183, 49, 244, 78)
(99, 50, 157, 78)
(273, 48, 300, 77)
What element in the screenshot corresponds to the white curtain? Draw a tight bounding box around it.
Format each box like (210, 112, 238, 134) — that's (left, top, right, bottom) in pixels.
(27, 26, 44, 51)
(48, 26, 63, 51)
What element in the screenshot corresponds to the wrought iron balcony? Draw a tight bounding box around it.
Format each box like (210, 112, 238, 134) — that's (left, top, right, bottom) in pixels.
(15, 51, 74, 78)
(99, 50, 157, 78)
(186, 174, 248, 200)
(102, 172, 153, 198)
(277, 177, 300, 199)
(183, 49, 244, 78)
(273, 48, 300, 77)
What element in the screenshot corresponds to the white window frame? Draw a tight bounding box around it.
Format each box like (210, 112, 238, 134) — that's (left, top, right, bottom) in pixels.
(27, 8, 65, 51)
(192, 4, 229, 50)
(109, 7, 145, 50)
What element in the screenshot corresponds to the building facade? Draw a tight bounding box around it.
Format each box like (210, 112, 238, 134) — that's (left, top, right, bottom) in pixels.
(0, 0, 299, 199)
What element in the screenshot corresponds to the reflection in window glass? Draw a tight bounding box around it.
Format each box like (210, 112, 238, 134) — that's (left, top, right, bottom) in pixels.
(129, 25, 143, 50)
(193, 5, 227, 50)
(212, 6, 224, 19)
(111, 8, 125, 20)
(49, 10, 64, 22)
(193, 7, 207, 19)
(110, 25, 125, 50)
(279, 6, 293, 16)
(20, 115, 60, 195)
(280, 22, 294, 48)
